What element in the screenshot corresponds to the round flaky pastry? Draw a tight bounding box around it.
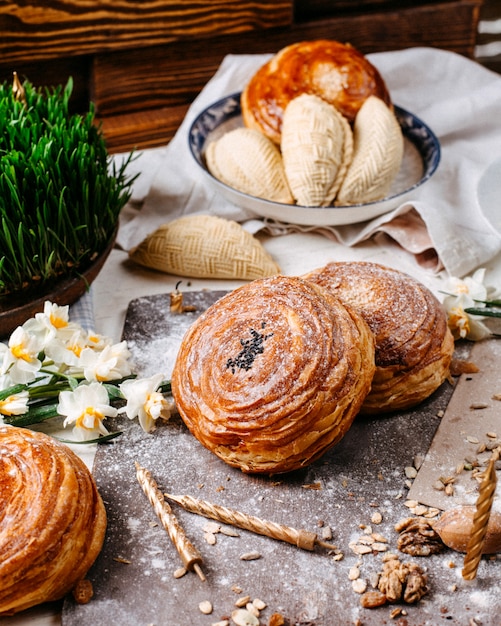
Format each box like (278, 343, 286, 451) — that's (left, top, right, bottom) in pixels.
(0, 425, 107, 615)
(304, 262, 455, 414)
(171, 275, 375, 474)
(241, 39, 391, 144)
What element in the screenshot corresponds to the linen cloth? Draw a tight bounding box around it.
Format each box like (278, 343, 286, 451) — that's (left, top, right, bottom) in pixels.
(115, 47, 501, 278)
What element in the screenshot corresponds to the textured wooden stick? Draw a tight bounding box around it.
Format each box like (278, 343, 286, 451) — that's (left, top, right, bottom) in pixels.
(462, 454, 498, 580)
(164, 492, 338, 552)
(135, 463, 206, 581)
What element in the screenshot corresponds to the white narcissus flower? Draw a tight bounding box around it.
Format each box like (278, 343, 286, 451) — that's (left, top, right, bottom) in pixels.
(442, 268, 492, 341)
(1, 326, 43, 384)
(23, 301, 81, 348)
(57, 382, 118, 441)
(43, 327, 89, 369)
(0, 390, 29, 417)
(83, 331, 112, 352)
(119, 373, 171, 433)
(79, 341, 133, 382)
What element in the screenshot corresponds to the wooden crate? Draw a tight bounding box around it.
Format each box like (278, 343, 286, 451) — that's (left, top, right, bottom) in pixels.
(0, 0, 483, 153)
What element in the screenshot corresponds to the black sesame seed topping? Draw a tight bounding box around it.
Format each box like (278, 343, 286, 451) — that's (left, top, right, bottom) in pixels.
(226, 322, 273, 373)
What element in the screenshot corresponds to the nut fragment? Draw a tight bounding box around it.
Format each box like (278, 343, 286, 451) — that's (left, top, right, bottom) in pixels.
(173, 566, 187, 579)
(378, 559, 428, 604)
(204, 521, 221, 534)
(403, 563, 429, 603)
(246, 603, 260, 617)
(321, 525, 333, 540)
(240, 551, 262, 561)
(350, 543, 373, 555)
(72, 579, 93, 605)
(360, 590, 387, 608)
(352, 578, 368, 594)
(199, 600, 213, 615)
(231, 608, 260, 626)
(204, 532, 217, 545)
(395, 517, 444, 556)
(405, 466, 417, 479)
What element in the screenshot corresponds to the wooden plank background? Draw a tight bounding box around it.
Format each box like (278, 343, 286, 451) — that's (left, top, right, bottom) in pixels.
(476, 0, 501, 72)
(0, 1, 292, 62)
(0, 0, 485, 152)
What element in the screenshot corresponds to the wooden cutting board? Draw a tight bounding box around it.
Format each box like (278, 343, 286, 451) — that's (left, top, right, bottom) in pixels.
(62, 291, 501, 626)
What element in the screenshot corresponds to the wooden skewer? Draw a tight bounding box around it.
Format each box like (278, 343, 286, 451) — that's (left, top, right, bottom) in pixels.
(164, 492, 338, 553)
(462, 451, 498, 580)
(135, 462, 206, 581)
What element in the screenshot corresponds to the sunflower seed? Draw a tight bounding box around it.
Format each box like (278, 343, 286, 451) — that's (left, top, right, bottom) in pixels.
(199, 600, 213, 615)
(352, 579, 368, 594)
(231, 609, 259, 626)
(240, 551, 261, 561)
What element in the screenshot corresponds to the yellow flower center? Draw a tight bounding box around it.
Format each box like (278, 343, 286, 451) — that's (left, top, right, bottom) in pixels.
(448, 306, 470, 338)
(0, 399, 14, 416)
(76, 407, 104, 430)
(69, 342, 83, 357)
(11, 343, 31, 362)
(50, 314, 68, 329)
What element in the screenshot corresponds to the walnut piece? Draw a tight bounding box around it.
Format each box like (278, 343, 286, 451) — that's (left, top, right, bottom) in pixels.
(395, 516, 445, 556)
(359, 590, 387, 609)
(378, 558, 428, 604)
(403, 563, 429, 604)
(72, 579, 94, 605)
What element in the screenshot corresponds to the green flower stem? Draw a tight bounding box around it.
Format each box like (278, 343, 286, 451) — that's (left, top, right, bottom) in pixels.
(56, 431, 123, 444)
(159, 381, 172, 394)
(465, 307, 501, 318)
(5, 403, 60, 426)
(0, 383, 27, 401)
(472, 298, 501, 307)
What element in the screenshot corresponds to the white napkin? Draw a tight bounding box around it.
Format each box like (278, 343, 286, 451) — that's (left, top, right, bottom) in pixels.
(116, 47, 501, 277)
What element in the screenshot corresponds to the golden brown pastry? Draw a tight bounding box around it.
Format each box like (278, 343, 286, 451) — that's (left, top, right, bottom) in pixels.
(304, 262, 455, 415)
(241, 39, 392, 144)
(171, 275, 375, 474)
(0, 425, 107, 615)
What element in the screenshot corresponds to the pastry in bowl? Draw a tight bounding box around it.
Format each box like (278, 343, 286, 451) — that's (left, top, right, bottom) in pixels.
(0, 425, 107, 615)
(304, 262, 455, 414)
(171, 275, 375, 474)
(241, 39, 392, 144)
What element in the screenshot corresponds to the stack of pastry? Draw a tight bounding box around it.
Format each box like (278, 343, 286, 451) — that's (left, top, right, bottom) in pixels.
(304, 261, 455, 414)
(172, 275, 376, 474)
(205, 40, 404, 207)
(0, 426, 106, 615)
(171, 263, 454, 474)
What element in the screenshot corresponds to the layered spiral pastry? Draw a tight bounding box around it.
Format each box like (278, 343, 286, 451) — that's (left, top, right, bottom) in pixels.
(304, 262, 455, 414)
(171, 275, 375, 474)
(0, 425, 107, 615)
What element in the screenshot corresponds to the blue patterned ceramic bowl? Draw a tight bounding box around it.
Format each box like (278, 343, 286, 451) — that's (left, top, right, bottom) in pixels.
(189, 93, 440, 226)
